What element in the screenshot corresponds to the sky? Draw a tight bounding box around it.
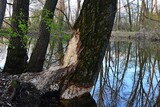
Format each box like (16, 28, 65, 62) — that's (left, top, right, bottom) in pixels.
(4, 0, 160, 19)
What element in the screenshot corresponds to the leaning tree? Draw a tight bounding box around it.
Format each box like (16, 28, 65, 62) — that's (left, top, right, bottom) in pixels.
(60, 0, 117, 99)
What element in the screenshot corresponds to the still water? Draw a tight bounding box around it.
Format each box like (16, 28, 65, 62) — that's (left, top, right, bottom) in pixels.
(0, 40, 160, 107)
(92, 40, 160, 107)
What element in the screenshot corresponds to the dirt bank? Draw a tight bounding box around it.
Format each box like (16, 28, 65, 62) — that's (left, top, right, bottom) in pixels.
(111, 30, 160, 41)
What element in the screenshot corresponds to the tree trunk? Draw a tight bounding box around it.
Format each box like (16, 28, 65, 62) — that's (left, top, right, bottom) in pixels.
(126, 0, 132, 31)
(67, 0, 71, 23)
(27, 0, 58, 72)
(61, 0, 117, 99)
(139, 0, 146, 28)
(153, 0, 159, 15)
(117, 0, 121, 30)
(151, 0, 154, 13)
(76, 0, 81, 20)
(136, 0, 140, 27)
(57, 0, 65, 65)
(3, 0, 29, 74)
(0, 0, 7, 28)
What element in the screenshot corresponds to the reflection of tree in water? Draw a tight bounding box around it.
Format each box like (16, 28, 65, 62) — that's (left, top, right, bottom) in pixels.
(92, 41, 160, 107)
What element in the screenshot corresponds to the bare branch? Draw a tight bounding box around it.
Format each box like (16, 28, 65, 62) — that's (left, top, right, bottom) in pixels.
(143, 13, 160, 22)
(6, 2, 13, 5)
(56, 8, 73, 29)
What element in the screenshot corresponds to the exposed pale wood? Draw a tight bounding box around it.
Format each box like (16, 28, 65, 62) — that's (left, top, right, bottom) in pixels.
(62, 30, 80, 67)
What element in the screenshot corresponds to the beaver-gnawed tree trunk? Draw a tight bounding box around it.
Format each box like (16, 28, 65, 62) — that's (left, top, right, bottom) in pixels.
(60, 0, 117, 99)
(26, 0, 58, 72)
(3, 0, 29, 74)
(0, 0, 7, 28)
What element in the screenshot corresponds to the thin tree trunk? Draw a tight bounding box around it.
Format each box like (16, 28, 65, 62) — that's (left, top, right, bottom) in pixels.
(68, 0, 71, 23)
(76, 0, 81, 20)
(151, 0, 154, 13)
(153, 0, 159, 15)
(117, 0, 121, 30)
(126, 0, 132, 31)
(57, 0, 65, 65)
(0, 0, 7, 28)
(3, 0, 29, 74)
(136, 0, 139, 27)
(139, 0, 146, 28)
(27, 0, 58, 72)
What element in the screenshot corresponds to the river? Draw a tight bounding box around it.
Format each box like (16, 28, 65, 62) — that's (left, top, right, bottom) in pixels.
(92, 40, 160, 107)
(0, 39, 159, 107)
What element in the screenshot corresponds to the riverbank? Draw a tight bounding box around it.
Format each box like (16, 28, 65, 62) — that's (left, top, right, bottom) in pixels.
(111, 30, 160, 41)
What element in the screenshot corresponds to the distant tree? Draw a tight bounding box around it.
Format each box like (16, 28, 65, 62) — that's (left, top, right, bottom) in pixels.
(67, 0, 71, 22)
(153, 0, 159, 15)
(126, 0, 132, 31)
(27, 0, 58, 72)
(139, 0, 147, 27)
(56, 0, 65, 65)
(0, 0, 7, 28)
(76, 0, 81, 20)
(3, 0, 29, 74)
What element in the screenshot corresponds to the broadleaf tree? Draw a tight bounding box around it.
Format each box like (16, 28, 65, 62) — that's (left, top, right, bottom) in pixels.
(3, 0, 29, 74)
(26, 0, 58, 72)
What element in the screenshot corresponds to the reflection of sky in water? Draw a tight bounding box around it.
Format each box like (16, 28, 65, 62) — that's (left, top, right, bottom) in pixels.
(0, 39, 159, 106)
(0, 43, 33, 70)
(0, 44, 7, 70)
(91, 41, 160, 107)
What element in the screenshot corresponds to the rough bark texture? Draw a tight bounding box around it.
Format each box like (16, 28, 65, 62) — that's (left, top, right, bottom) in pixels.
(73, 0, 117, 83)
(27, 0, 58, 72)
(3, 0, 29, 74)
(0, 0, 7, 28)
(0, 67, 96, 107)
(60, 92, 97, 107)
(61, 0, 117, 99)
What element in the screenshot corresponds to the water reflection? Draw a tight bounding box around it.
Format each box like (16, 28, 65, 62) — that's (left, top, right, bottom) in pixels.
(92, 40, 160, 107)
(0, 38, 160, 106)
(0, 43, 7, 70)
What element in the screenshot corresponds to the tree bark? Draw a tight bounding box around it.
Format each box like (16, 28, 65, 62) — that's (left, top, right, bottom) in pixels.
(56, 0, 65, 65)
(27, 0, 58, 72)
(126, 0, 132, 31)
(61, 0, 117, 99)
(76, 0, 81, 20)
(67, 0, 71, 22)
(0, 0, 7, 28)
(136, 0, 140, 27)
(3, 0, 29, 74)
(153, 0, 159, 15)
(139, 0, 146, 27)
